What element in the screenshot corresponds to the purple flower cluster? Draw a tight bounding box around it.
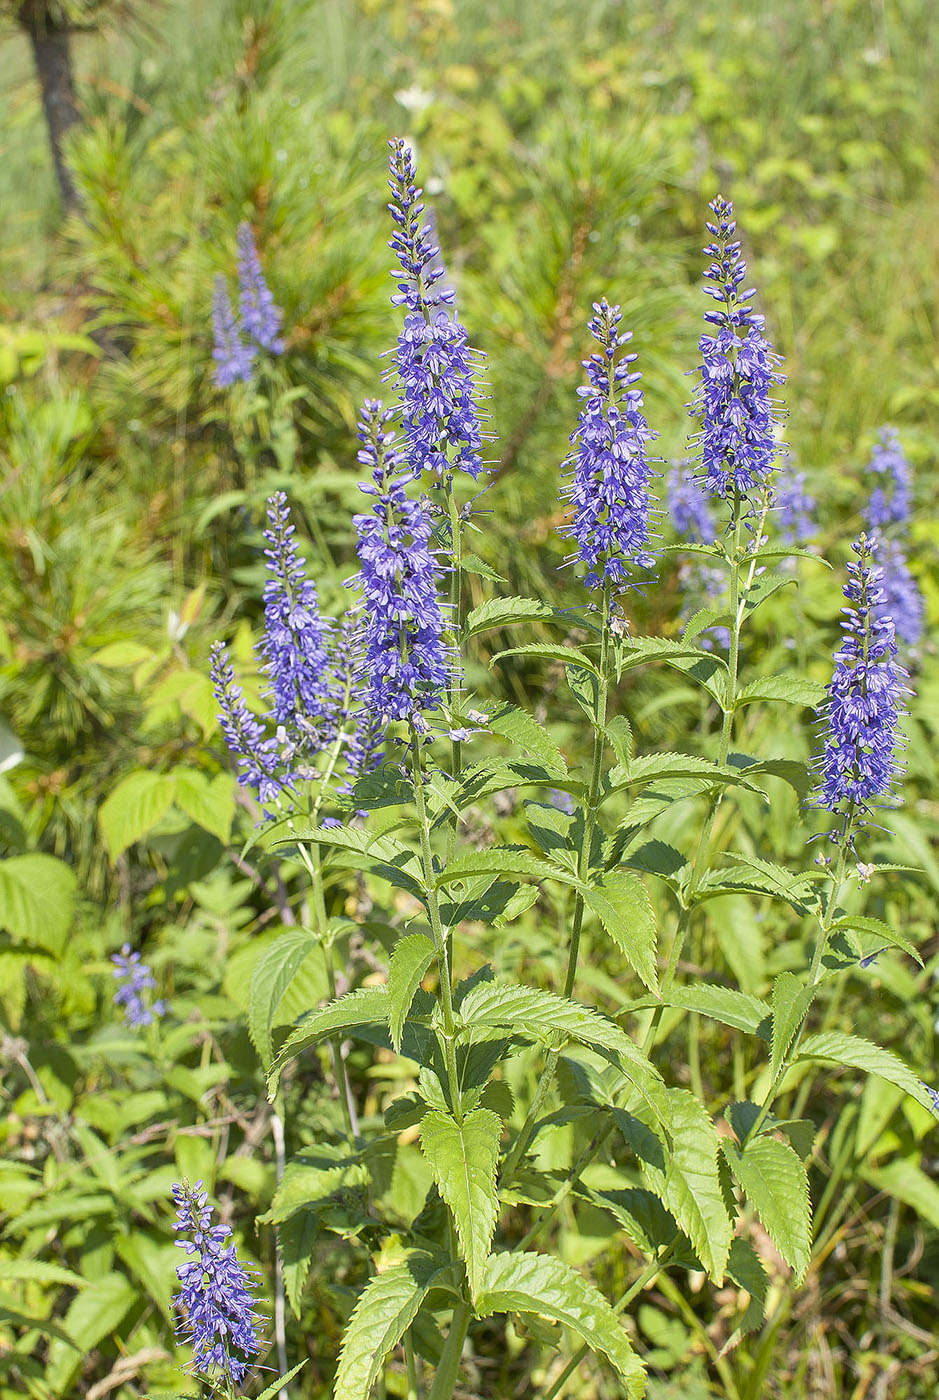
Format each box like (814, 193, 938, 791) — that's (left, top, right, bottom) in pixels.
(352, 400, 449, 722)
(111, 945, 166, 1028)
(560, 299, 657, 591)
(875, 538, 924, 647)
(172, 1180, 263, 1387)
(667, 461, 715, 544)
(864, 426, 911, 530)
(261, 492, 335, 739)
(776, 468, 816, 543)
(815, 536, 910, 818)
(332, 618, 385, 795)
(210, 641, 283, 808)
(211, 224, 285, 388)
(387, 140, 485, 482)
(689, 197, 784, 501)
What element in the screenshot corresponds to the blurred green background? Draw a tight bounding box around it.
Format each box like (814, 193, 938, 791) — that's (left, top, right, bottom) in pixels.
(0, 1, 937, 1397)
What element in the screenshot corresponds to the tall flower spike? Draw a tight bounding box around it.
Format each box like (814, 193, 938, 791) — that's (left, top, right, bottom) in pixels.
(689, 196, 784, 501)
(814, 535, 910, 819)
(111, 944, 166, 1028)
(212, 275, 255, 387)
(386, 139, 486, 481)
(560, 299, 657, 591)
(237, 222, 285, 353)
(776, 468, 816, 543)
(351, 400, 449, 722)
(332, 616, 384, 793)
(172, 1180, 263, 1386)
(667, 460, 715, 544)
(261, 492, 335, 743)
(875, 538, 924, 647)
(864, 426, 911, 530)
(210, 641, 285, 808)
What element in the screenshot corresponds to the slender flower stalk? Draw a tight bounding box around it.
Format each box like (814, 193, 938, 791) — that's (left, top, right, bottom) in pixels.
(237, 222, 285, 353)
(111, 945, 166, 1028)
(560, 299, 657, 590)
(172, 1180, 264, 1387)
(351, 400, 449, 724)
(690, 197, 784, 501)
(212, 275, 255, 388)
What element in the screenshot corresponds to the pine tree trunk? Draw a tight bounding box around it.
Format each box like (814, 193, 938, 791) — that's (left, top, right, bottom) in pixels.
(17, 1, 81, 212)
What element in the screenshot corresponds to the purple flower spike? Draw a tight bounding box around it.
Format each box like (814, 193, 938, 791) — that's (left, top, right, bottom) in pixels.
(111, 945, 166, 1028)
(875, 538, 924, 647)
(237, 222, 285, 353)
(212, 275, 255, 387)
(560, 298, 657, 592)
(210, 641, 285, 808)
(667, 461, 715, 544)
(814, 535, 911, 819)
(864, 427, 911, 530)
(386, 139, 486, 482)
(172, 1180, 264, 1386)
(351, 400, 449, 723)
(776, 468, 816, 543)
(261, 492, 335, 743)
(689, 196, 785, 501)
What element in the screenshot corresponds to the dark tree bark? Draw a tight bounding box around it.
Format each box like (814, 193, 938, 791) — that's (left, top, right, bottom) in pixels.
(16, 1, 81, 212)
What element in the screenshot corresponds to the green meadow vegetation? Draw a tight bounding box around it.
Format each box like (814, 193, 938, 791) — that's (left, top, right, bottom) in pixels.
(0, 2, 937, 1398)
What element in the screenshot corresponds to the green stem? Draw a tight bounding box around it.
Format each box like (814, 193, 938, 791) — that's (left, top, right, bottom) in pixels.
(405, 1329, 420, 1400)
(427, 1300, 471, 1400)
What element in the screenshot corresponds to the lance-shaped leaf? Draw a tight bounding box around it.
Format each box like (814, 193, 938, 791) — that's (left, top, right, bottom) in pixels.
(490, 642, 601, 677)
(476, 1252, 645, 1398)
(624, 984, 770, 1039)
(436, 846, 570, 888)
(830, 913, 924, 967)
(334, 1253, 452, 1400)
(420, 1109, 501, 1301)
(460, 981, 670, 1133)
(464, 595, 556, 638)
(719, 1236, 768, 1356)
(581, 869, 658, 992)
(486, 702, 569, 773)
(734, 674, 827, 710)
(797, 1031, 938, 1114)
(249, 929, 319, 1070)
(770, 972, 816, 1081)
(268, 986, 390, 1096)
(388, 934, 436, 1053)
(722, 1135, 812, 1283)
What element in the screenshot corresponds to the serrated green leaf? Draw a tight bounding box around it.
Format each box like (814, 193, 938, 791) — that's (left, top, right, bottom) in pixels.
(583, 1186, 679, 1257)
(740, 570, 797, 613)
(735, 674, 826, 710)
(436, 846, 567, 887)
(452, 760, 585, 810)
(44, 1273, 137, 1392)
(255, 1361, 309, 1400)
(683, 607, 732, 642)
(605, 715, 633, 768)
(261, 1151, 367, 1224)
(476, 1252, 645, 1397)
(0, 1259, 86, 1288)
(420, 1108, 500, 1300)
(268, 987, 390, 1096)
(722, 1135, 812, 1282)
(487, 702, 568, 772)
(171, 768, 235, 843)
(98, 769, 177, 859)
(461, 982, 669, 1133)
(770, 973, 816, 1081)
(720, 1236, 768, 1355)
(640, 1088, 733, 1281)
(490, 642, 600, 676)
(582, 870, 658, 992)
(0, 853, 76, 955)
(388, 934, 436, 1054)
(460, 553, 508, 584)
(625, 984, 770, 1038)
(334, 1254, 450, 1400)
(464, 595, 555, 638)
(249, 930, 319, 1071)
(830, 914, 923, 967)
(797, 1031, 938, 1114)
(618, 637, 727, 672)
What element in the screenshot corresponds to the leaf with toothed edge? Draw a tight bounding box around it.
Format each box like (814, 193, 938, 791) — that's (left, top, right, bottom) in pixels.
(419, 1109, 501, 1301)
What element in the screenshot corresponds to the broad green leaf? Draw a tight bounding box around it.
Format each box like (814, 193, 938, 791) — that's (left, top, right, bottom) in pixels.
(420, 1108, 500, 1300)
(625, 985, 769, 1039)
(864, 1157, 939, 1233)
(114, 1232, 175, 1322)
(261, 1151, 367, 1224)
(486, 701, 568, 772)
(605, 715, 633, 768)
(436, 846, 568, 887)
(171, 768, 235, 843)
(722, 1135, 812, 1282)
(0, 1259, 86, 1288)
(582, 870, 658, 992)
(280, 1212, 318, 1318)
(334, 1255, 450, 1400)
(256, 1361, 309, 1400)
(44, 1273, 136, 1392)
(461, 982, 670, 1133)
(607, 752, 764, 798)
(618, 637, 727, 673)
(720, 1236, 768, 1355)
(734, 675, 826, 710)
(798, 1032, 938, 1114)
(830, 914, 924, 967)
(388, 934, 436, 1053)
(268, 987, 390, 1095)
(739, 570, 796, 613)
(98, 769, 177, 859)
(249, 930, 319, 1070)
(582, 1185, 679, 1257)
(0, 854, 76, 955)
(640, 1088, 733, 1281)
(464, 595, 555, 638)
(476, 1252, 645, 1397)
(740, 756, 812, 796)
(460, 553, 507, 584)
(490, 642, 600, 676)
(452, 760, 585, 810)
(683, 606, 732, 642)
(770, 973, 816, 1080)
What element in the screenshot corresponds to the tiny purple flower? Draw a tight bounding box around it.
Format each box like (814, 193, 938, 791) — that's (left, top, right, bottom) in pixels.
(212, 275, 255, 387)
(237, 222, 285, 353)
(666, 461, 715, 544)
(560, 298, 657, 592)
(111, 944, 166, 1028)
(210, 641, 285, 808)
(172, 1180, 264, 1387)
(864, 427, 911, 530)
(689, 197, 785, 501)
(875, 538, 924, 648)
(776, 468, 816, 543)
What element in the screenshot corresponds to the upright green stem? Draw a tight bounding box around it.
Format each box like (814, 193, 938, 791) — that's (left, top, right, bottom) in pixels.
(405, 1329, 420, 1400)
(427, 1301, 471, 1400)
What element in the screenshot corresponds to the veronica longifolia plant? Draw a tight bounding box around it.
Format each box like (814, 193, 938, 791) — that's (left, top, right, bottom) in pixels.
(190, 169, 935, 1400)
